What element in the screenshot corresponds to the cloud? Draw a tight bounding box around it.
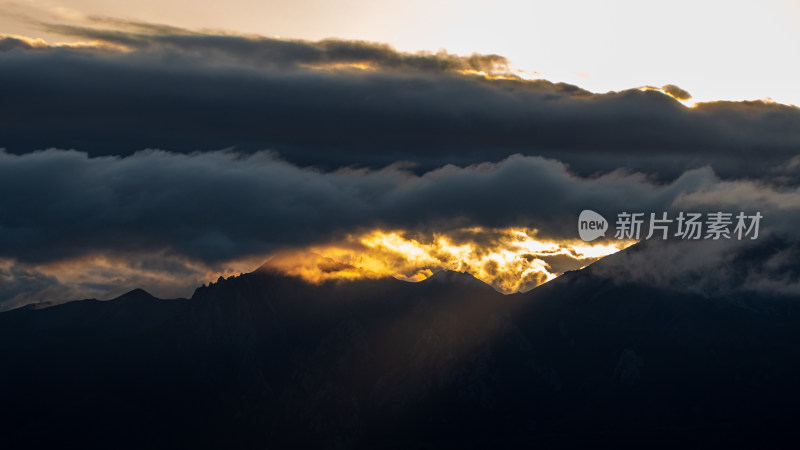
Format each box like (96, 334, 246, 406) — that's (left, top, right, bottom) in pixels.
(40, 19, 514, 74)
(2, 20, 800, 305)
(662, 84, 692, 101)
(0, 248, 271, 311)
(0, 25, 799, 181)
(1, 144, 797, 308)
(0, 35, 42, 51)
(0, 260, 65, 309)
(258, 228, 629, 294)
(1, 148, 797, 266)
(587, 235, 800, 297)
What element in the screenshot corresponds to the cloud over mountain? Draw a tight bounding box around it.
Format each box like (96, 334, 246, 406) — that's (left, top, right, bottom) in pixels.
(1, 146, 798, 308)
(2, 20, 800, 306)
(1, 149, 795, 265)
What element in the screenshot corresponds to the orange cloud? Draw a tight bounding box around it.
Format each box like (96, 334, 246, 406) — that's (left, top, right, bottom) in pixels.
(261, 228, 634, 293)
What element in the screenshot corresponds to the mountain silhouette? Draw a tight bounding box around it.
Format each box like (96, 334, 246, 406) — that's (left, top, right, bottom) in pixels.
(1, 246, 799, 449)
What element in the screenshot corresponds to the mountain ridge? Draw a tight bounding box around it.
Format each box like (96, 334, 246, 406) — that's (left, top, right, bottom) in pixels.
(2, 245, 799, 449)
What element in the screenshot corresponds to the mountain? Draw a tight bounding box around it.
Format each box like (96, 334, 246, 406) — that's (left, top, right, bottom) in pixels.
(1, 251, 800, 449)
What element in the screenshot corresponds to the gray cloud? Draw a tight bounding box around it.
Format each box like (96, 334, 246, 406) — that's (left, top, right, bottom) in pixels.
(0, 262, 64, 309)
(2, 21, 800, 306)
(0, 251, 215, 310)
(0, 26, 799, 181)
(41, 19, 513, 74)
(0, 35, 39, 51)
(662, 84, 692, 101)
(1, 149, 797, 267)
(589, 236, 800, 297)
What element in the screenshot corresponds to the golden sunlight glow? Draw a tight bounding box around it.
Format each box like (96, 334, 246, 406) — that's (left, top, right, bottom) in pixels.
(3, 1, 800, 106)
(299, 62, 377, 72)
(261, 228, 635, 293)
(637, 86, 697, 108)
(0, 229, 634, 308)
(456, 69, 520, 81)
(0, 33, 130, 52)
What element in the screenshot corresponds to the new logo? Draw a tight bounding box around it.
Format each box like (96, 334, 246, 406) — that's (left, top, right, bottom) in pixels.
(578, 209, 608, 241)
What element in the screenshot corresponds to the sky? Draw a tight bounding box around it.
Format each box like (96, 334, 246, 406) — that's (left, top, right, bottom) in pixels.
(1, 1, 800, 308)
(2, 0, 800, 105)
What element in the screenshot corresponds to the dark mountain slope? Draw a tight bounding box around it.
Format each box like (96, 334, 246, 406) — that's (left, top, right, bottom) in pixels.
(1, 255, 799, 449)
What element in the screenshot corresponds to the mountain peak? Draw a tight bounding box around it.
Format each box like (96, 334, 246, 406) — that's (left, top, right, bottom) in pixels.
(422, 270, 493, 290)
(112, 288, 156, 302)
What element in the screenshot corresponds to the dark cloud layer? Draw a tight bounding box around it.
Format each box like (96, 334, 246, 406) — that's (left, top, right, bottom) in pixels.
(1, 149, 797, 267)
(1, 26, 799, 181)
(43, 19, 512, 73)
(2, 22, 800, 306)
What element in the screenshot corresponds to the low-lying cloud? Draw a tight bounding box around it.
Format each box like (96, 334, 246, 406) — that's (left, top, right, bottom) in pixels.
(3, 148, 797, 265)
(1, 148, 799, 307)
(2, 19, 800, 307)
